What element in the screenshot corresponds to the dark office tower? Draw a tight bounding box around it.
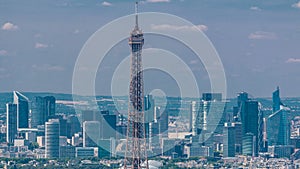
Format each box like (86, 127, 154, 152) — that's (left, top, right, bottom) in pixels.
(268, 107, 290, 146)
(233, 106, 239, 117)
(145, 95, 155, 123)
(237, 92, 248, 109)
(268, 87, 290, 146)
(242, 100, 259, 156)
(13, 91, 29, 128)
(59, 117, 68, 137)
(98, 138, 116, 158)
(158, 107, 169, 138)
(258, 106, 264, 152)
(223, 123, 236, 157)
(189, 103, 193, 132)
(6, 103, 18, 143)
(67, 115, 81, 138)
(31, 96, 55, 128)
(44, 96, 55, 118)
(234, 122, 242, 154)
(45, 119, 60, 158)
(273, 86, 281, 113)
(49, 115, 68, 137)
(82, 110, 95, 123)
(93, 111, 116, 139)
(145, 95, 155, 138)
(242, 133, 255, 156)
(202, 93, 222, 101)
(116, 124, 127, 140)
(31, 97, 43, 128)
(101, 114, 117, 139)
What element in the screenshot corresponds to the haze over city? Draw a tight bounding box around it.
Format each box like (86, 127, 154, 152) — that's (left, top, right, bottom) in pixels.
(1, 0, 300, 97)
(1, 1, 300, 168)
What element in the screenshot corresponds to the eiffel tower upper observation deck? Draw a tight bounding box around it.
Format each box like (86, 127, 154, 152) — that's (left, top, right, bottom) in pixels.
(124, 1, 148, 169)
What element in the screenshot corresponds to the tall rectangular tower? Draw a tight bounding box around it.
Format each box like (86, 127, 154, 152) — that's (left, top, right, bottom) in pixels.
(223, 123, 236, 157)
(13, 91, 29, 129)
(31, 96, 56, 128)
(6, 103, 18, 143)
(242, 100, 259, 156)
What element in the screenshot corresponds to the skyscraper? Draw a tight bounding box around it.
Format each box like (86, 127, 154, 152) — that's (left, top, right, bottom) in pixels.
(98, 138, 116, 158)
(67, 115, 81, 138)
(101, 113, 117, 139)
(234, 122, 243, 154)
(144, 94, 155, 123)
(191, 101, 200, 136)
(272, 86, 281, 113)
(242, 133, 255, 156)
(94, 111, 116, 139)
(202, 93, 222, 102)
(145, 95, 155, 138)
(82, 110, 95, 123)
(13, 91, 29, 129)
(268, 87, 291, 146)
(236, 92, 261, 156)
(223, 123, 236, 157)
(243, 100, 259, 156)
(156, 107, 169, 140)
(268, 106, 291, 146)
(83, 121, 100, 147)
(31, 96, 56, 128)
(200, 100, 226, 135)
(125, 2, 148, 168)
(258, 103, 264, 152)
(149, 121, 159, 150)
(237, 92, 248, 109)
(45, 119, 60, 158)
(6, 103, 18, 143)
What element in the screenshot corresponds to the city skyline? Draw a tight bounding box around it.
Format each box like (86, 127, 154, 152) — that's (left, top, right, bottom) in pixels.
(1, 1, 300, 168)
(0, 0, 300, 97)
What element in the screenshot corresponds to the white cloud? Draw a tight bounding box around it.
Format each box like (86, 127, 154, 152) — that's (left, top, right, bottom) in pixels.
(0, 50, 8, 56)
(151, 24, 208, 32)
(248, 31, 277, 40)
(146, 0, 170, 3)
(102, 1, 112, 6)
(292, 1, 300, 9)
(286, 58, 300, 63)
(1, 22, 19, 31)
(35, 43, 48, 49)
(73, 29, 80, 34)
(32, 64, 65, 71)
(250, 6, 262, 11)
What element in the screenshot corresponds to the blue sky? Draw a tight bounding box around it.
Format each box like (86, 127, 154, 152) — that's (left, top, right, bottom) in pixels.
(0, 0, 300, 98)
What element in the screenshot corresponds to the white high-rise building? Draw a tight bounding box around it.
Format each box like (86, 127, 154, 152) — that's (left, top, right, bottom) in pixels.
(45, 119, 60, 158)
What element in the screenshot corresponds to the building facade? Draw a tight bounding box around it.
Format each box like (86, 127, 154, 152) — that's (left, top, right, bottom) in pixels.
(6, 103, 18, 143)
(45, 119, 60, 158)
